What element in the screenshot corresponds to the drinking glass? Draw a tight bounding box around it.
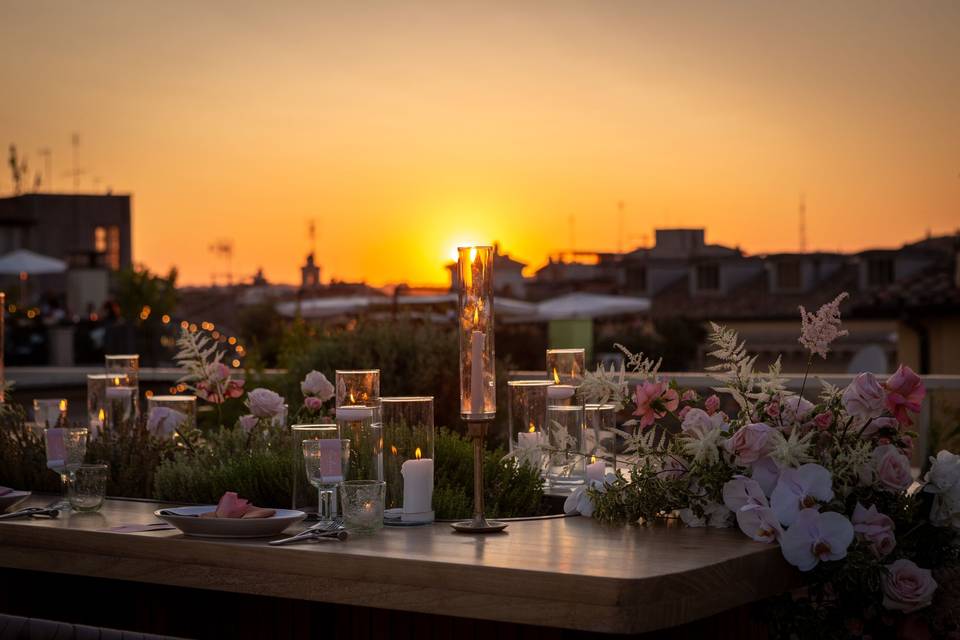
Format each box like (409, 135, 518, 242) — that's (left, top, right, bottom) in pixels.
(33, 398, 67, 428)
(291, 423, 339, 511)
(544, 405, 586, 490)
(302, 436, 350, 524)
(68, 464, 109, 512)
(45, 427, 88, 510)
(340, 480, 385, 534)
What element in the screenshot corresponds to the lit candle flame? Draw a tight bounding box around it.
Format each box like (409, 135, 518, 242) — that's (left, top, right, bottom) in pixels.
(528, 421, 536, 433)
(59, 399, 67, 412)
(391, 445, 398, 456)
(552, 367, 560, 384)
(349, 391, 356, 403)
(98, 408, 105, 421)
(113, 376, 121, 386)
(591, 455, 597, 464)
(415, 447, 422, 460)
(472, 306, 479, 326)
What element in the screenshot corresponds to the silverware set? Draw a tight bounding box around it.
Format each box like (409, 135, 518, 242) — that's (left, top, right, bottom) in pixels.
(269, 519, 349, 546)
(0, 507, 60, 521)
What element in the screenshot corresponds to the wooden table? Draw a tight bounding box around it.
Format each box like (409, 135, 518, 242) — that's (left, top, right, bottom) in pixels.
(0, 496, 797, 638)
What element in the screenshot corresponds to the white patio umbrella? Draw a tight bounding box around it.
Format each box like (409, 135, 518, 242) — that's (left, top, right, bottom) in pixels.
(0, 249, 67, 303)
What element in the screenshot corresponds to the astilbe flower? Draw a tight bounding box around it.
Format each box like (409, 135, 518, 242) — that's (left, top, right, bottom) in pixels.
(798, 292, 849, 359)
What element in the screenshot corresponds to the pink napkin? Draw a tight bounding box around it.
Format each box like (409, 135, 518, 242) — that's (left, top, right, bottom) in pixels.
(199, 492, 275, 519)
(0, 486, 13, 496)
(45, 428, 67, 465)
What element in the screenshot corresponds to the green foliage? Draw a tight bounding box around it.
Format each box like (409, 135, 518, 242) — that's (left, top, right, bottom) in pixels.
(116, 265, 179, 324)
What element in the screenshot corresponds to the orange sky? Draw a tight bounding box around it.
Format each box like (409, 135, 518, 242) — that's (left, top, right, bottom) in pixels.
(1, 1, 958, 286)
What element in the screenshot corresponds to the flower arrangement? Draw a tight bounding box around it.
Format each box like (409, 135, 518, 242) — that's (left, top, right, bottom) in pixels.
(570, 293, 959, 637)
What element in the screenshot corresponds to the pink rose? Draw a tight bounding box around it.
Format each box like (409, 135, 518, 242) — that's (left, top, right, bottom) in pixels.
(208, 362, 231, 383)
(632, 380, 679, 429)
(681, 389, 697, 403)
(842, 372, 886, 420)
(247, 387, 285, 419)
(725, 423, 775, 466)
(237, 414, 258, 433)
(884, 365, 925, 426)
(304, 396, 324, 412)
(765, 401, 781, 419)
(872, 444, 913, 492)
(705, 394, 721, 415)
(852, 503, 896, 557)
(882, 559, 937, 613)
(814, 411, 833, 431)
(301, 370, 335, 402)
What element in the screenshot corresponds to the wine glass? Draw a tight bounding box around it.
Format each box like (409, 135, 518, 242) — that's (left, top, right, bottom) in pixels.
(302, 434, 350, 525)
(44, 427, 88, 510)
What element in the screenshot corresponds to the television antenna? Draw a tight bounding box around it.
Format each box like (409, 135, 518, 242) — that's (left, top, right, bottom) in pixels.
(798, 193, 807, 253)
(37, 148, 52, 192)
(208, 238, 234, 286)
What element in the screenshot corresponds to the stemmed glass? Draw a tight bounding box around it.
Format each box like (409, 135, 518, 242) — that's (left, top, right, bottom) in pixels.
(302, 434, 350, 525)
(44, 427, 88, 510)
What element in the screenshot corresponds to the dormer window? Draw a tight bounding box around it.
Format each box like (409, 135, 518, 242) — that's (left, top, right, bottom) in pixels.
(696, 263, 720, 291)
(776, 261, 802, 290)
(867, 258, 894, 287)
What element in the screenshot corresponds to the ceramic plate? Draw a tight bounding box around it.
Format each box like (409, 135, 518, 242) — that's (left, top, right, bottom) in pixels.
(0, 491, 31, 513)
(154, 505, 306, 538)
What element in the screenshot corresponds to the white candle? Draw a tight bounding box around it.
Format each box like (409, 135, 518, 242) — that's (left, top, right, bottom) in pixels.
(547, 385, 576, 402)
(336, 405, 374, 421)
(517, 430, 542, 449)
(401, 452, 434, 515)
(470, 330, 485, 416)
(587, 460, 606, 484)
(106, 385, 135, 401)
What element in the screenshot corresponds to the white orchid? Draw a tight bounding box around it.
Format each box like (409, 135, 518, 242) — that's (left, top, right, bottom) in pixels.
(771, 463, 835, 526)
(780, 508, 854, 571)
(750, 456, 781, 497)
(722, 476, 782, 543)
(563, 473, 616, 518)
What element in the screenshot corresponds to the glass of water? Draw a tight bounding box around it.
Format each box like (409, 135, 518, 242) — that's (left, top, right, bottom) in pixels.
(68, 464, 109, 512)
(302, 437, 350, 524)
(45, 427, 88, 510)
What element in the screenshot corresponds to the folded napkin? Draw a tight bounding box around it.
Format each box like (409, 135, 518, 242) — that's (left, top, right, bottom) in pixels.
(199, 491, 275, 519)
(0, 486, 14, 496)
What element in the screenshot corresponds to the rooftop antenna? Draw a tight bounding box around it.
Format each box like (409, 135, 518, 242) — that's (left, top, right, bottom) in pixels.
(37, 148, 51, 192)
(208, 238, 234, 286)
(66, 133, 86, 193)
(617, 200, 625, 254)
(308, 219, 316, 256)
(568, 214, 575, 253)
(798, 192, 807, 253)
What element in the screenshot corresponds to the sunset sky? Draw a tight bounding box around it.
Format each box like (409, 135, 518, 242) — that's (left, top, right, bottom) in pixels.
(1, 1, 958, 286)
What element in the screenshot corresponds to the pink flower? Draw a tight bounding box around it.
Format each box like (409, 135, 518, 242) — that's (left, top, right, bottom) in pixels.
(872, 444, 913, 492)
(247, 388, 286, 419)
(765, 401, 781, 419)
(704, 394, 721, 415)
(814, 411, 833, 431)
(861, 416, 900, 439)
(214, 491, 251, 518)
(304, 396, 324, 412)
(882, 559, 937, 613)
(681, 389, 698, 403)
(237, 414, 258, 433)
(771, 463, 835, 526)
(780, 508, 854, 571)
(842, 372, 886, 420)
(632, 381, 679, 429)
(798, 293, 849, 359)
(196, 377, 244, 404)
(146, 406, 187, 438)
(208, 362, 231, 383)
(677, 406, 691, 420)
(852, 503, 896, 558)
(724, 423, 775, 466)
(301, 370, 335, 401)
(884, 365, 926, 426)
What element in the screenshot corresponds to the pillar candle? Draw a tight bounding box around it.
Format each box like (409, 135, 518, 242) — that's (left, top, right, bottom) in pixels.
(400, 455, 434, 514)
(470, 330, 485, 415)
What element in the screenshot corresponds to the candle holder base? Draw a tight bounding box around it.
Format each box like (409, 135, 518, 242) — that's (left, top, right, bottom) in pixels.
(450, 517, 507, 534)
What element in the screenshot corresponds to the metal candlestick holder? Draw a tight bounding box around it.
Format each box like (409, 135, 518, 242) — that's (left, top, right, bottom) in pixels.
(451, 417, 507, 533)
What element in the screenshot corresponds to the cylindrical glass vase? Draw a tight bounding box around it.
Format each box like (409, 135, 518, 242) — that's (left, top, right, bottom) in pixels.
(290, 423, 340, 511)
(33, 398, 67, 428)
(457, 246, 495, 420)
(584, 403, 617, 462)
(544, 404, 586, 489)
(507, 380, 553, 472)
(336, 405, 383, 482)
(335, 370, 380, 407)
(86, 374, 112, 439)
(146, 395, 196, 439)
(381, 396, 434, 522)
(104, 374, 137, 430)
(546, 348, 584, 406)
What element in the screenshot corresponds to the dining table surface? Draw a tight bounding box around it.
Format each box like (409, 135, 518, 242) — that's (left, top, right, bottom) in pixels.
(0, 495, 798, 635)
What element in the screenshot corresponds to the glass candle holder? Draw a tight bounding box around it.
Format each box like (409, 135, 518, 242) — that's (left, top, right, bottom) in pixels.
(335, 370, 380, 407)
(68, 463, 109, 512)
(546, 348, 584, 406)
(544, 405, 586, 489)
(584, 403, 617, 468)
(457, 246, 495, 420)
(106, 354, 140, 422)
(33, 398, 67, 428)
(507, 380, 553, 472)
(146, 395, 196, 439)
(105, 373, 137, 427)
(86, 374, 112, 439)
(302, 437, 350, 523)
(381, 396, 434, 521)
(291, 423, 341, 511)
(337, 405, 383, 482)
(340, 480, 385, 534)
